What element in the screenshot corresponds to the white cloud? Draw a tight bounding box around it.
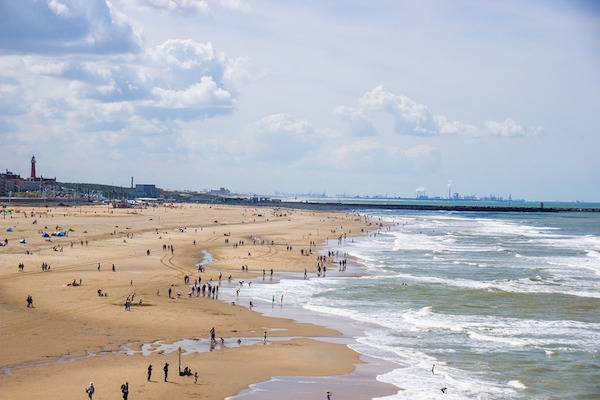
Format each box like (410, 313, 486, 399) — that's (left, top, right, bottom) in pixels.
(337, 86, 542, 138)
(0, 0, 141, 54)
(47, 0, 70, 16)
(151, 76, 232, 108)
(219, 0, 250, 12)
(434, 115, 478, 137)
(333, 105, 376, 136)
(123, 0, 249, 13)
(13, 37, 243, 119)
(131, 0, 209, 13)
(150, 39, 217, 69)
(358, 85, 438, 136)
(484, 118, 542, 137)
(257, 113, 313, 136)
(248, 113, 319, 162)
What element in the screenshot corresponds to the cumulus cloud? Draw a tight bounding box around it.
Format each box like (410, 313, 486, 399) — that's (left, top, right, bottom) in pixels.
(484, 118, 542, 137)
(0, 0, 141, 54)
(333, 105, 376, 136)
(219, 0, 250, 12)
(12, 37, 243, 119)
(150, 77, 232, 109)
(145, 0, 209, 13)
(249, 114, 319, 162)
(336, 86, 542, 138)
(47, 0, 70, 16)
(257, 113, 313, 136)
(122, 0, 249, 13)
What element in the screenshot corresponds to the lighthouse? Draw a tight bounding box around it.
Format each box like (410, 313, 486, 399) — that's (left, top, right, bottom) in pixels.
(30, 155, 36, 179)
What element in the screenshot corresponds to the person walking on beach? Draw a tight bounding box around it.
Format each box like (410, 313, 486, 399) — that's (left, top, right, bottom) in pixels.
(264, 330, 267, 344)
(326, 391, 333, 400)
(85, 382, 95, 399)
(163, 363, 169, 382)
(210, 327, 216, 343)
(120, 382, 129, 400)
(147, 364, 152, 381)
(194, 371, 198, 384)
(26, 295, 33, 308)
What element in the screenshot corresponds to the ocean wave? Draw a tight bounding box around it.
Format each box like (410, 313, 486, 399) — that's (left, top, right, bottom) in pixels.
(377, 272, 600, 299)
(306, 302, 600, 352)
(398, 307, 600, 350)
(353, 331, 520, 400)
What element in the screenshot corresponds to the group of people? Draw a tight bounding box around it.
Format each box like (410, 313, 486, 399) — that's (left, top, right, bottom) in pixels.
(162, 244, 175, 254)
(85, 381, 129, 399)
(261, 268, 274, 280)
(124, 293, 140, 311)
(148, 362, 198, 384)
(300, 248, 312, 256)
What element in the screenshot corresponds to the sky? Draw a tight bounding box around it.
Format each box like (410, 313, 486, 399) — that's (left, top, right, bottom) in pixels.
(0, 0, 599, 200)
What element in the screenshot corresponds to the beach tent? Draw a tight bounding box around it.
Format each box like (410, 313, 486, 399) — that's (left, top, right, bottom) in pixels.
(68, 228, 75, 232)
(57, 231, 66, 236)
(19, 239, 26, 244)
(6, 227, 13, 232)
(41, 232, 50, 238)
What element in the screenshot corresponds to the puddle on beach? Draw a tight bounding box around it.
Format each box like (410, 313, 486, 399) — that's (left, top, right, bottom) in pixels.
(1, 335, 344, 376)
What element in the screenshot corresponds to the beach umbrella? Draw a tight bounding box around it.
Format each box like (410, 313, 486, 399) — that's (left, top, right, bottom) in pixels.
(6, 227, 13, 232)
(69, 228, 75, 232)
(41, 232, 50, 238)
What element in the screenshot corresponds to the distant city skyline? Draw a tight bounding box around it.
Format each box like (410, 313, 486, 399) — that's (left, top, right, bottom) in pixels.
(1, 1, 599, 201)
(0, 152, 595, 203)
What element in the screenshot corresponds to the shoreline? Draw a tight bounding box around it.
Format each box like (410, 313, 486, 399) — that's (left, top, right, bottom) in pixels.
(214, 235, 402, 400)
(0, 204, 387, 399)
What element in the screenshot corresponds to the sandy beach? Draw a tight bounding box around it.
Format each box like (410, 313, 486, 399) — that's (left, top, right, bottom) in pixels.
(0, 203, 381, 399)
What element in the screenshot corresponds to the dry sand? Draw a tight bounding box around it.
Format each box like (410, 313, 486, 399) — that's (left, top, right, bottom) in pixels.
(0, 204, 381, 399)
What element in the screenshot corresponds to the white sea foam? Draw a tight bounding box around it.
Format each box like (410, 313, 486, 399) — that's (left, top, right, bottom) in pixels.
(306, 301, 600, 352)
(230, 211, 600, 400)
(358, 331, 519, 400)
(507, 380, 527, 390)
(365, 271, 600, 299)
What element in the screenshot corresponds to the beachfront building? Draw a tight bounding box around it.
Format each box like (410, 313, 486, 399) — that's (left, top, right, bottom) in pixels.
(0, 170, 21, 196)
(135, 184, 158, 198)
(0, 155, 57, 196)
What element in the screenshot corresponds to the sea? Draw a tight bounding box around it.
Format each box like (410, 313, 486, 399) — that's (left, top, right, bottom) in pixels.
(225, 210, 600, 399)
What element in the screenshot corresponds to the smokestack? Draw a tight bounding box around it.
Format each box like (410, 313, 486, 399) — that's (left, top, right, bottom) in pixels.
(131, 176, 134, 189)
